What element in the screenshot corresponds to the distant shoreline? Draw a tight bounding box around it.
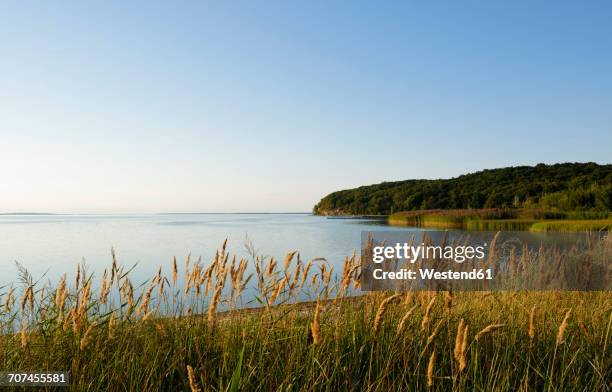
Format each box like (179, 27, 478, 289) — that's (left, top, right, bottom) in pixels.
(157, 212, 311, 215)
(0, 212, 312, 216)
(326, 215, 387, 220)
(0, 212, 58, 216)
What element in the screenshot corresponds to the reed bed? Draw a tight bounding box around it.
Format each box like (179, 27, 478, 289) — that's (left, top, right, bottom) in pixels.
(0, 238, 610, 391)
(389, 209, 515, 228)
(465, 219, 539, 231)
(530, 219, 612, 232)
(389, 208, 612, 232)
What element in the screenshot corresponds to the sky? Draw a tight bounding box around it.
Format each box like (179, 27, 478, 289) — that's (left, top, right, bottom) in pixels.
(1, 1, 611, 213)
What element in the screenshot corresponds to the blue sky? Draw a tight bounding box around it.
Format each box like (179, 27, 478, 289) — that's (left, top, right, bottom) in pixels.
(1, 1, 611, 213)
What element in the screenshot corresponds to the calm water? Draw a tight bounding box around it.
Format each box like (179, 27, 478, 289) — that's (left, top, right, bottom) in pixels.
(0, 213, 397, 288)
(0, 213, 578, 289)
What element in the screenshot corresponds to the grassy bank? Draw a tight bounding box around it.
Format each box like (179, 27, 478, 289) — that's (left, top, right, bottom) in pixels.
(388, 209, 514, 229)
(1, 238, 611, 391)
(465, 219, 539, 231)
(530, 219, 612, 232)
(389, 208, 612, 231)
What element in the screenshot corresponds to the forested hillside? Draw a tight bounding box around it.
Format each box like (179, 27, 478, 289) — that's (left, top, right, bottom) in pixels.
(313, 163, 612, 215)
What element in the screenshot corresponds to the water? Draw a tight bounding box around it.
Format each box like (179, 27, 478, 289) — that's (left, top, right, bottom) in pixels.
(0, 213, 580, 290)
(0, 213, 395, 288)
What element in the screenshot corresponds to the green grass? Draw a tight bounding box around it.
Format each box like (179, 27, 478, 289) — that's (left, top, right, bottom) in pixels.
(0, 238, 611, 391)
(530, 219, 612, 232)
(388, 209, 515, 228)
(417, 215, 466, 229)
(465, 219, 539, 231)
(565, 211, 611, 220)
(389, 209, 612, 231)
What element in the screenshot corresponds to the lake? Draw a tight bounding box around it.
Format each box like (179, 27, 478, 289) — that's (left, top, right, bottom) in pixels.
(0, 213, 580, 290)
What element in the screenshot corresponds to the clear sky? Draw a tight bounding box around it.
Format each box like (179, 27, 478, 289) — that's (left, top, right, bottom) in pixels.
(1, 1, 611, 213)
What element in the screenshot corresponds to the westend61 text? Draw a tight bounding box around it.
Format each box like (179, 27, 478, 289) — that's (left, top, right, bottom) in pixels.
(372, 268, 494, 280)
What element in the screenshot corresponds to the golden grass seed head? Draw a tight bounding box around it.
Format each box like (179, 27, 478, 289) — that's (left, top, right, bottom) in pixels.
(556, 308, 572, 346)
(529, 305, 536, 339)
(187, 365, 200, 392)
(373, 293, 401, 334)
(397, 303, 419, 335)
(427, 348, 436, 388)
(474, 323, 505, 341)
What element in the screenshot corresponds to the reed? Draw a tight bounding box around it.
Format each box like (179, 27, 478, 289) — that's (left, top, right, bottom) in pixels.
(373, 293, 401, 334)
(529, 305, 536, 339)
(389, 208, 612, 232)
(207, 286, 222, 324)
(396, 303, 418, 335)
(474, 324, 505, 341)
(310, 299, 321, 345)
(421, 295, 436, 331)
(454, 319, 465, 363)
(459, 324, 469, 372)
(427, 348, 436, 388)
(556, 309, 572, 346)
(80, 324, 95, 351)
(530, 219, 612, 232)
(187, 365, 200, 392)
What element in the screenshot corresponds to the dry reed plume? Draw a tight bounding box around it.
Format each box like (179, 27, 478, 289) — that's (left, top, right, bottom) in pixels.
(556, 309, 572, 346)
(187, 365, 200, 392)
(528, 305, 536, 339)
(421, 295, 436, 331)
(373, 293, 401, 334)
(454, 318, 469, 372)
(427, 348, 436, 388)
(396, 303, 419, 335)
(474, 324, 505, 341)
(310, 299, 321, 345)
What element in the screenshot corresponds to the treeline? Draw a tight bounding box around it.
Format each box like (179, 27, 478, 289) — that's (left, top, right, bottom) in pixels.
(313, 163, 612, 215)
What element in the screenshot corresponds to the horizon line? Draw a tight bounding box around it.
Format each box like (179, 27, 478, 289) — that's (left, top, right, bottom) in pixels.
(0, 211, 313, 216)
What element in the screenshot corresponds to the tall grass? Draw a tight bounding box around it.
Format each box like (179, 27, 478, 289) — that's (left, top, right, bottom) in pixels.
(530, 219, 612, 232)
(0, 237, 610, 391)
(465, 219, 539, 231)
(389, 209, 516, 228)
(389, 208, 612, 231)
